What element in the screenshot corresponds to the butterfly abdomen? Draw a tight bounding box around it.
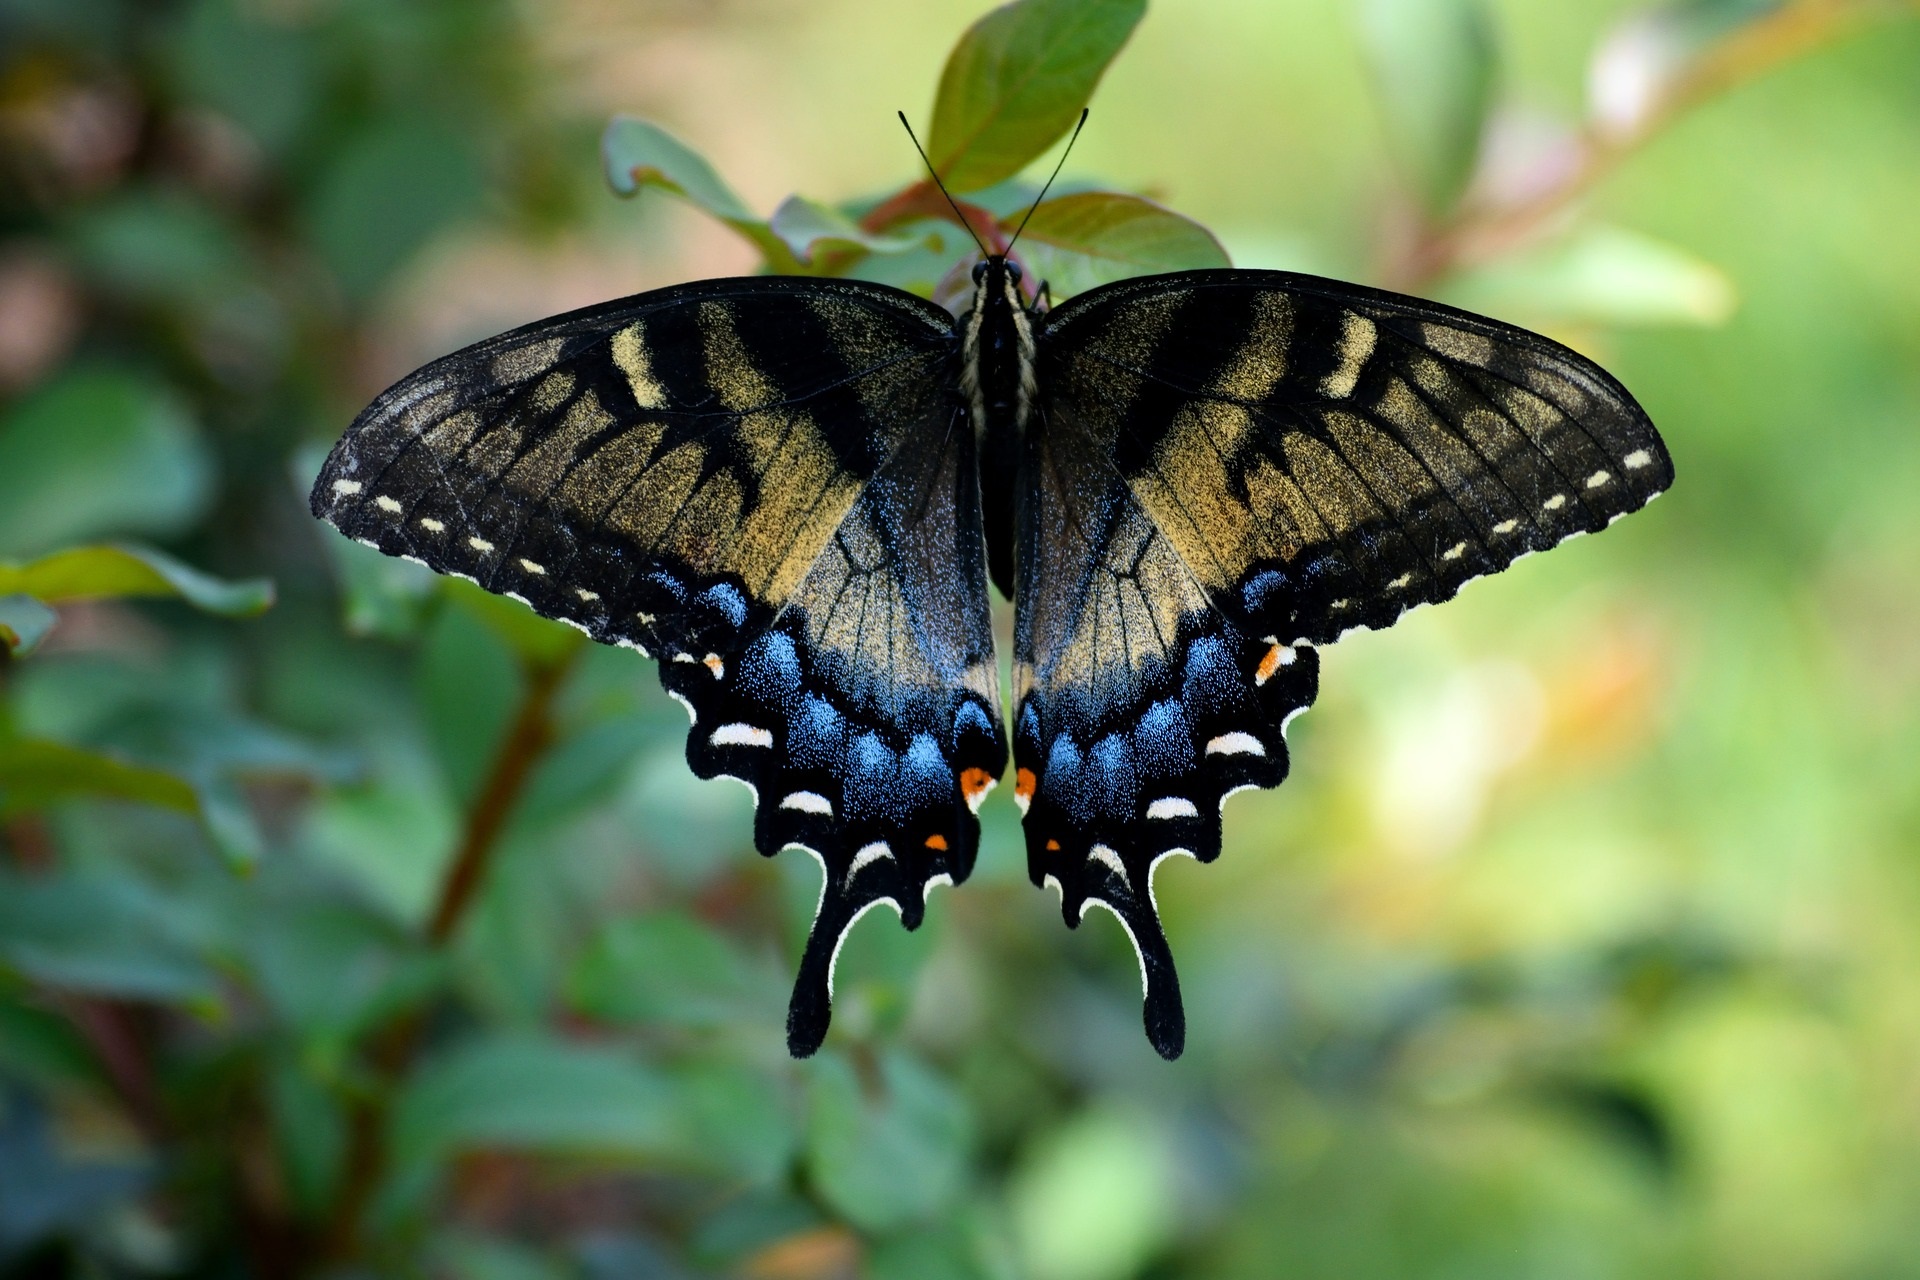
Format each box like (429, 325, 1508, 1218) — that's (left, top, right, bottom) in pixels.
(964, 256, 1039, 599)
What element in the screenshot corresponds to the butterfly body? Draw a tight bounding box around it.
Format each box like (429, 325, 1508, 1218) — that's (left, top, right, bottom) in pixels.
(963, 255, 1040, 596)
(312, 261, 1671, 1060)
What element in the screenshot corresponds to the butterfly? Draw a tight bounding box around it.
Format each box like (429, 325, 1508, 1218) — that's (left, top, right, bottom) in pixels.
(311, 239, 1670, 1060)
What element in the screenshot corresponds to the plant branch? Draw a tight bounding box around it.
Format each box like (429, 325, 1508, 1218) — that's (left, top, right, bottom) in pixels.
(1389, 0, 1886, 290)
(320, 645, 581, 1266)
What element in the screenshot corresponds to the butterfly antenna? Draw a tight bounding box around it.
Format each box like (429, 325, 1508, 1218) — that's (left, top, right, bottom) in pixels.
(898, 111, 990, 259)
(1007, 107, 1089, 253)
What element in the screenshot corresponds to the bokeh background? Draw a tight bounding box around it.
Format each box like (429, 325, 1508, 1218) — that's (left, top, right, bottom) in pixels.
(4, 0, 1920, 1277)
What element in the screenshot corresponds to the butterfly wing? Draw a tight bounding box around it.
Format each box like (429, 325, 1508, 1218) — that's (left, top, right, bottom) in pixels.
(310, 277, 1005, 1056)
(1018, 269, 1672, 1057)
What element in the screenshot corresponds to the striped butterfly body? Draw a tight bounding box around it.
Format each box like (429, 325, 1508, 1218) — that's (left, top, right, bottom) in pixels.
(312, 259, 1671, 1059)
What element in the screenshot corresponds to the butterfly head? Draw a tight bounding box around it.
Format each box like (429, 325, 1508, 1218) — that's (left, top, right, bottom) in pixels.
(970, 255, 1030, 312)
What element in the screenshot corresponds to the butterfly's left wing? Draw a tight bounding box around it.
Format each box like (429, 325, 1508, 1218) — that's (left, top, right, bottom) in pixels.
(1017, 269, 1671, 1057)
(309, 278, 1005, 1056)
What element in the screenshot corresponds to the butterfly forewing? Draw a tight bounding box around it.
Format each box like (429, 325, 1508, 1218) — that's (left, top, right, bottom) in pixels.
(1014, 269, 1671, 1056)
(311, 277, 1006, 1056)
(1039, 271, 1672, 645)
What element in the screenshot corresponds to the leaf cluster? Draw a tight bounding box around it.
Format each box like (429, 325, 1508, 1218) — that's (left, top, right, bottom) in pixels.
(0, 0, 1884, 1276)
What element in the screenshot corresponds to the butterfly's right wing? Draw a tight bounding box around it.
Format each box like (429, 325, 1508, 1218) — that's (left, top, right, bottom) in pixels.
(1013, 269, 1671, 1057)
(310, 277, 1005, 1055)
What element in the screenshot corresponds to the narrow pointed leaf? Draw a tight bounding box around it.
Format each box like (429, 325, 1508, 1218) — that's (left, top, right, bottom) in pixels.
(0, 739, 200, 817)
(927, 0, 1146, 193)
(1005, 192, 1229, 299)
(0, 544, 273, 616)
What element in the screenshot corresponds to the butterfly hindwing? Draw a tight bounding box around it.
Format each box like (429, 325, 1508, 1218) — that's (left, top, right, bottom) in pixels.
(1017, 269, 1671, 1057)
(311, 277, 1005, 1055)
(1011, 391, 1321, 1059)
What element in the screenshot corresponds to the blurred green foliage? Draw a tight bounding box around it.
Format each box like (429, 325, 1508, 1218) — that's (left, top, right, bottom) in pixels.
(1, 0, 1918, 1277)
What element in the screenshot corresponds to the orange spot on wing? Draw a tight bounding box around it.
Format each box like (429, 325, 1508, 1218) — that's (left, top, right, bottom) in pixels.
(959, 766, 996, 810)
(1255, 644, 1285, 685)
(925, 834, 948, 851)
(1015, 768, 1036, 801)
(1045, 839, 1060, 852)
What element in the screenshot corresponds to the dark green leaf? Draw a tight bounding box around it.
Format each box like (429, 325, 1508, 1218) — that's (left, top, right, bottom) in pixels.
(1355, 0, 1498, 215)
(391, 1035, 681, 1164)
(0, 870, 221, 1002)
(567, 912, 778, 1031)
(65, 192, 248, 304)
(0, 739, 199, 818)
(420, 595, 522, 807)
(247, 896, 441, 1039)
(0, 1089, 152, 1251)
(169, 0, 319, 153)
(806, 1050, 972, 1232)
(672, 1060, 798, 1186)
(0, 544, 273, 615)
(1004, 192, 1229, 298)
(430, 1233, 574, 1280)
(266, 1057, 346, 1217)
(868, 1222, 991, 1280)
(445, 577, 586, 671)
(307, 118, 484, 302)
(0, 596, 56, 658)
(0, 369, 213, 559)
(927, 0, 1146, 193)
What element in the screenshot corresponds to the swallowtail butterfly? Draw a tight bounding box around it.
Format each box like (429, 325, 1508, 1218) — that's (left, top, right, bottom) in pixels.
(312, 185, 1671, 1059)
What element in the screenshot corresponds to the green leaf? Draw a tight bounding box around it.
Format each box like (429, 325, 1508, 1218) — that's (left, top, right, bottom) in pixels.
(170, 0, 319, 154)
(927, 0, 1146, 193)
(247, 897, 441, 1040)
(0, 739, 200, 817)
(0, 368, 213, 559)
(430, 1233, 574, 1280)
(868, 1222, 992, 1280)
(1444, 225, 1738, 328)
(0, 544, 274, 615)
(602, 117, 800, 270)
(0, 596, 57, 658)
(0, 869, 221, 1002)
(391, 1035, 681, 1165)
(1354, 0, 1498, 215)
(805, 1050, 972, 1232)
(307, 118, 484, 302)
(1003, 192, 1229, 298)
(444, 577, 586, 671)
(567, 913, 779, 1031)
(768, 195, 928, 266)
(66, 192, 249, 305)
(602, 115, 755, 221)
(1010, 1106, 1180, 1280)
(672, 1059, 799, 1186)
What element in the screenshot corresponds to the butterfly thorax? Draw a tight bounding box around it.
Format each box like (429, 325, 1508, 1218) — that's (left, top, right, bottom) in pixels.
(962, 255, 1037, 598)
